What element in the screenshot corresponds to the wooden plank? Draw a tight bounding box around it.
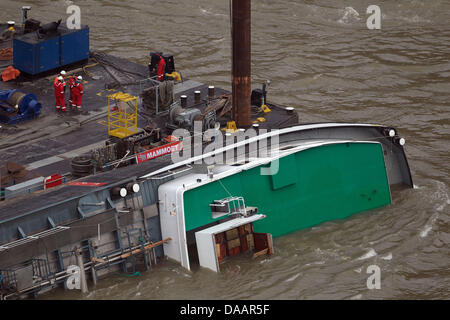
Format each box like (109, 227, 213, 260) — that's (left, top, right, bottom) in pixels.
(119, 237, 171, 259)
(252, 248, 268, 258)
(267, 233, 274, 255)
(226, 237, 241, 250)
(90, 257, 105, 263)
(247, 233, 254, 250)
(225, 228, 239, 240)
(240, 235, 248, 252)
(215, 232, 225, 244)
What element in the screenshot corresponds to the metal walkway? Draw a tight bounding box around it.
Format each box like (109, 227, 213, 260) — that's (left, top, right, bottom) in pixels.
(0, 226, 70, 252)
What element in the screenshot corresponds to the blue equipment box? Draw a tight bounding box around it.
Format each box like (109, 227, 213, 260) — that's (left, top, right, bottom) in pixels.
(13, 24, 89, 75)
(60, 26, 89, 65)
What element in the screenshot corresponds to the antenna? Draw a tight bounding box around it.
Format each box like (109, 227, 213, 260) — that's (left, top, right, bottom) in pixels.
(21, 6, 32, 34)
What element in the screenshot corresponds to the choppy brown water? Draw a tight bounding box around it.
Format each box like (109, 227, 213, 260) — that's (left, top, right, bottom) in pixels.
(1, 0, 449, 300)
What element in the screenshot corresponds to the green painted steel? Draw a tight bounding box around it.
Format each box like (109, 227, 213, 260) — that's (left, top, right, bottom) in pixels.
(183, 142, 391, 237)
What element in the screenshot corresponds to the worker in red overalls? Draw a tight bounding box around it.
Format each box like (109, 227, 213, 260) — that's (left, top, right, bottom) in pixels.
(53, 70, 67, 89)
(72, 75, 84, 111)
(54, 76, 65, 111)
(68, 74, 76, 107)
(149, 53, 166, 82)
(53, 71, 67, 111)
(156, 54, 165, 82)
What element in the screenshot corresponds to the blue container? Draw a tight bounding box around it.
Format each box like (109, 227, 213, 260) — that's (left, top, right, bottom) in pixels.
(60, 26, 90, 65)
(13, 34, 60, 74)
(13, 24, 89, 75)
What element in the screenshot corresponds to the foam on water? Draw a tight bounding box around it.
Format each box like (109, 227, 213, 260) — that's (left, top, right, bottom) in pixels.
(285, 273, 302, 282)
(381, 253, 393, 261)
(357, 249, 377, 260)
(420, 213, 439, 238)
(338, 7, 361, 24)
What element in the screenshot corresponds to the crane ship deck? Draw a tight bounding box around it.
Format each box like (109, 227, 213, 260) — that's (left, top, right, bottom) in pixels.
(0, 4, 413, 299)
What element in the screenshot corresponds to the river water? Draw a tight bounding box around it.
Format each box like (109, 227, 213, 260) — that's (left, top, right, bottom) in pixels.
(1, 0, 449, 300)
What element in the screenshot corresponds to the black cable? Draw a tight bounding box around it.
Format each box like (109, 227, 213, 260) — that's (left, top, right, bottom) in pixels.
(92, 52, 145, 78)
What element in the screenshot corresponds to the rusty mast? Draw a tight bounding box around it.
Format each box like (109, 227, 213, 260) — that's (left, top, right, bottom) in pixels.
(232, 0, 251, 128)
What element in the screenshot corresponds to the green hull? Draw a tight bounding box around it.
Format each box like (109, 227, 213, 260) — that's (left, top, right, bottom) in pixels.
(183, 142, 391, 237)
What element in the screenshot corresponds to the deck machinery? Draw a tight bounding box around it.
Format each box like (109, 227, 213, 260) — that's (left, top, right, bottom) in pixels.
(0, 89, 42, 124)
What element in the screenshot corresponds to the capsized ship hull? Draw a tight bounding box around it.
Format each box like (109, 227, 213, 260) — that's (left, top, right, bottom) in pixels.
(0, 121, 412, 296)
(155, 123, 411, 271)
(0, 2, 413, 297)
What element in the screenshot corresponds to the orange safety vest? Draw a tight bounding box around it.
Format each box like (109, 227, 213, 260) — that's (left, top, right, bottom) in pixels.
(54, 76, 66, 88)
(73, 81, 83, 95)
(54, 81, 64, 95)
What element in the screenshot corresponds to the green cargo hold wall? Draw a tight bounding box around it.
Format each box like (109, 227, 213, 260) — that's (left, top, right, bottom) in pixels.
(183, 142, 391, 237)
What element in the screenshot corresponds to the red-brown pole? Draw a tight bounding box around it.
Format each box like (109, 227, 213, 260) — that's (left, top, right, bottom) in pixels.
(232, 0, 251, 127)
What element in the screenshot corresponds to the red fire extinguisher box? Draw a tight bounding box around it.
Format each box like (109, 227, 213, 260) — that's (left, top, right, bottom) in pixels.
(44, 174, 63, 190)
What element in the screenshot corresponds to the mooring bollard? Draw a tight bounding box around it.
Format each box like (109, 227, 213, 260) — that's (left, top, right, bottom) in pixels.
(208, 86, 215, 99)
(194, 90, 201, 104)
(180, 95, 187, 108)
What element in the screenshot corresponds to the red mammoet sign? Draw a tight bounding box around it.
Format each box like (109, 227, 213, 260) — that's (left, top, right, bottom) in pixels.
(135, 141, 182, 164)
